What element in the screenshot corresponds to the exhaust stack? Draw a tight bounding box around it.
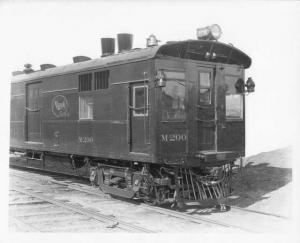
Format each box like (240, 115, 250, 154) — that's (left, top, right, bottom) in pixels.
(117, 33, 133, 53)
(101, 38, 115, 57)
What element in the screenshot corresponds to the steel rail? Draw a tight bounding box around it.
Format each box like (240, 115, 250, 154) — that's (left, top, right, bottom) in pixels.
(10, 185, 155, 233)
(10, 164, 89, 180)
(10, 170, 257, 232)
(11, 167, 291, 220)
(138, 204, 258, 233)
(10, 216, 41, 232)
(11, 168, 289, 232)
(228, 205, 290, 220)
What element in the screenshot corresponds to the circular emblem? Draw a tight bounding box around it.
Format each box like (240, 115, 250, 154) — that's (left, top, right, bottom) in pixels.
(51, 95, 69, 118)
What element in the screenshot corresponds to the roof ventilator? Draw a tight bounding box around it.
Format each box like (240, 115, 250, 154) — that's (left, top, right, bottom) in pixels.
(40, 64, 56, 71)
(73, 56, 92, 63)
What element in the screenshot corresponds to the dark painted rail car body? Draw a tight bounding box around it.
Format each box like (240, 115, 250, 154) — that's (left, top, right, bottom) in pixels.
(10, 37, 253, 206)
(11, 59, 156, 162)
(156, 59, 247, 165)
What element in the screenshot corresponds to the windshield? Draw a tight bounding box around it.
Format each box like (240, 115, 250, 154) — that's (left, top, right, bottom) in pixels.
(162, 78, 186, 121)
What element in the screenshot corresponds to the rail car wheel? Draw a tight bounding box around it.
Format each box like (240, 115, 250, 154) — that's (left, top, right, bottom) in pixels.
(143, 186, 158, 206)
(97, 168, 104, 189)
(171, 200, 184, 210)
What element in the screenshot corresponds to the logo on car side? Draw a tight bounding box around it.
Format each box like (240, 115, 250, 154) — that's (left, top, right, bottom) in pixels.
(51, 95, 70, 118)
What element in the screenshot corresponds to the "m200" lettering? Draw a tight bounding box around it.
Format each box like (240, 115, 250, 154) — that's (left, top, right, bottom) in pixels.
(78, 136, 94, 143)
(161, 134, 187, 142)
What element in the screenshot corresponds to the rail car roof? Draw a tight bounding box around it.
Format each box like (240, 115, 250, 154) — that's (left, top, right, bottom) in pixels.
(12, 40, 251, 83)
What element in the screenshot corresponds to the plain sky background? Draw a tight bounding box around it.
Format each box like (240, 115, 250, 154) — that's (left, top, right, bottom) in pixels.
(0, 1, 300, 241)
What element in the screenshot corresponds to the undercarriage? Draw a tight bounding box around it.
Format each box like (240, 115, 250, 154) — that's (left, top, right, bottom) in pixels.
(10, 149, 236, 207)
(94, 162, 234, 207)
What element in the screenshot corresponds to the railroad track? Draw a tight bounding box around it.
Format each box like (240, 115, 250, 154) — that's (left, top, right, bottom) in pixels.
(9, 183, 155, 232)
(228, 205, 290, 220)
(9, 167, 291, 233)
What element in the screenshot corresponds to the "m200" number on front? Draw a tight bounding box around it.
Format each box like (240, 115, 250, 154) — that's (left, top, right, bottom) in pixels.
(161, 134, 187, 142)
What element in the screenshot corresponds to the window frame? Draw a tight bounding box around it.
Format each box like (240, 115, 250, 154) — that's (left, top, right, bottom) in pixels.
(159, 69, 186, 122)
(224, 75, 244, 121)
(161, 80, 186, 122)
(132, 85, 149, 117)
(225, 93, 244, 120)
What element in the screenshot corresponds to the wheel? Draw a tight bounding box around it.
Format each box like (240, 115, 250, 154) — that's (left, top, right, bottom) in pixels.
(143, 185, 157, 206)
(143, 197, 157, 206)
(176, 200, 184, 209)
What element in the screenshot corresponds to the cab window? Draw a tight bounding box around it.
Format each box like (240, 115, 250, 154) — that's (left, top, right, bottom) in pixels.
(161, 71, 186, 121)
(198, 72, 211, 105)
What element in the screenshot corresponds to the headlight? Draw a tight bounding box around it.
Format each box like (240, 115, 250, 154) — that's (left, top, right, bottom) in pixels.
(196, 27, 210, 39)
(210, 24, 222, 40)
(197, 24, 222, 40)
(245, 77, 255, 93)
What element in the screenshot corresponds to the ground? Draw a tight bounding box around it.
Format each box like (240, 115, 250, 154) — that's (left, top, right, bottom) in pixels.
(226, 147, 293, 217)
(8, 146, 294, 234)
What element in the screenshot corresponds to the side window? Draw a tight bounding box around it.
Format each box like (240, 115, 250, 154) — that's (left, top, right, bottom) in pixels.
(78, 73, 93, 120)
(133, 85, 148, 116)
(78, 70, 109, 120)
(79, 95, 93, 119)
(198, 72, 211, 105)
(94, 70, 109, 90)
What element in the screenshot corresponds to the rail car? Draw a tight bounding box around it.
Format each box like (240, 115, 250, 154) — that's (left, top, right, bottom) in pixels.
(10, 25, 255, 207)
